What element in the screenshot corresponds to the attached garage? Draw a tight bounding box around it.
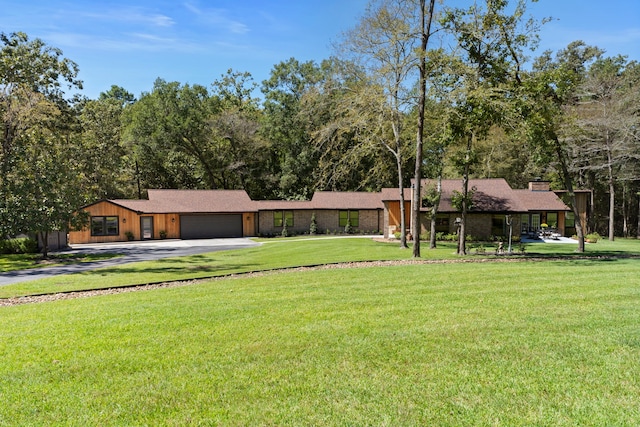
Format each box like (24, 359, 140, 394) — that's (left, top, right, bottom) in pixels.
(180, 214, 243, 239)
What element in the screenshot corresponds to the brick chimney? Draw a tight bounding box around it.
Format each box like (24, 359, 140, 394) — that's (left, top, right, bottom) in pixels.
(529, 180, 550, 191)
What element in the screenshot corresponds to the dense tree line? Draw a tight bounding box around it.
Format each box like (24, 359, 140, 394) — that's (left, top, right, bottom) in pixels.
(1, 0, 638, 256)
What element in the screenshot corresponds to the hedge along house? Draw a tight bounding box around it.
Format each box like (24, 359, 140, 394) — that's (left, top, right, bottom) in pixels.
(69, 190, 385, 244)
(380, 178, 575, 240)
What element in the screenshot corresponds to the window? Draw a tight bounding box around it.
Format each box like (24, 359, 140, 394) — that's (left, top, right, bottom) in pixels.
(339, 210, 359, 227)
(546, 212, 558, 229)
(521, 214, 530, 233)
(435, 215, 449, 233)
(565, 212, 575, 228)
(274, 210, 293, 227)
(531, 214, 541, 230)
(491, 216, 505, 236)
(91, 216, 119, 236)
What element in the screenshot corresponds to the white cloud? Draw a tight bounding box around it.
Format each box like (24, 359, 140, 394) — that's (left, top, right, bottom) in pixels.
(183, 2, 249, 35)
(81, 9, 175, 28)
(148, 14, 175, 28)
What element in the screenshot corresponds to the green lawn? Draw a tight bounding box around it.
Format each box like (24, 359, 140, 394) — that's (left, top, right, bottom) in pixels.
(1, 238, 639, 425)
(1, 236, 637, 299)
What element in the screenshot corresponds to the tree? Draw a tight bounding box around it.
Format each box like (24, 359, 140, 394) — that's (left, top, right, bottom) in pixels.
(123, 79, 220, 191)
(5, 89, 87, 256)
(99, 84, 136, 106)
(299, 58, 397, 193)
(442, 0, 542, 255)
(261, 58, 325, 199)
(0, 32, 85, 254)
(524, 41, 604, 252)
(421, 93, 455, 249)
(411, 0, 437, 257)
(339, 0, 427, 249)
(1, 31, 81, 180)
(79, 94, 132, 199)
(210, 70, 271, 199)
(567, 56, 640, 240)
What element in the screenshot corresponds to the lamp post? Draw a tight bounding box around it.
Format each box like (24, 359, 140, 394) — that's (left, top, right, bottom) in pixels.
(505, 214, 513, 254)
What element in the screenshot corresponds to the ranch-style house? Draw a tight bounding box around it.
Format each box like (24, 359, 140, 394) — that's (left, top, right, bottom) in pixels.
(69, 179, 588, 244)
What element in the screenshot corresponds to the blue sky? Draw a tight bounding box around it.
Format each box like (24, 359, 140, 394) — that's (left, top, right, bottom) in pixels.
(2, 0, 639, 99)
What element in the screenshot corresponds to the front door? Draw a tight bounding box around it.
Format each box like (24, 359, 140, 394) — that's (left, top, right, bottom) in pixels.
(141, 216, 154, 240)
(531, 214, 541, 232)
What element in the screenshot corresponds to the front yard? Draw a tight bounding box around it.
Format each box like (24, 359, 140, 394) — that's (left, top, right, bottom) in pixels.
(1, 241, 639, 424)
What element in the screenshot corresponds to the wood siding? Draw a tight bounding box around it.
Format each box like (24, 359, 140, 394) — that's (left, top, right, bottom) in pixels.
(69, 201, 257, 243)
(68, 201, 180, 244)
(385, 201, 411, 236)
(243, 212, 256, 237)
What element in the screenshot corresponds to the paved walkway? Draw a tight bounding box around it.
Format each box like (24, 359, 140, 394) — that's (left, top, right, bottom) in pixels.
(521, 236, 580, 244)
(0, 238, 260, 286)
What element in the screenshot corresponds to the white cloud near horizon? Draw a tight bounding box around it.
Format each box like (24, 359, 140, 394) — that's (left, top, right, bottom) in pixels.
(183, 2, 250, 35)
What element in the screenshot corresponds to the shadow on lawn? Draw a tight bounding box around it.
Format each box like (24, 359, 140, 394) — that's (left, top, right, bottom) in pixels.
(523, 250, 640, 264)
(83, 255, 262, 278)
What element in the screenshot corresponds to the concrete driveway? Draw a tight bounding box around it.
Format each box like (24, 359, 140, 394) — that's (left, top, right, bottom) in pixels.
(0, 238, 261, 286)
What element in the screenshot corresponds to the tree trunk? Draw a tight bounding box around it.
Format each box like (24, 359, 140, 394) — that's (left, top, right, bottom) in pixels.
(622, 184, 628, 238)
(457, 134, 472, 256)
(411, 0, 436, 258)
(39, 230, 49, 259)
(554, 135, 585, 252)
(637, 192, 640, 239)
(607, 147, 615, 241)
(397, 153, 408, 249)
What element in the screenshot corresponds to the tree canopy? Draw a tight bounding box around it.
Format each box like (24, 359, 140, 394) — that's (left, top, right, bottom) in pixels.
(1, 2, 639, 252)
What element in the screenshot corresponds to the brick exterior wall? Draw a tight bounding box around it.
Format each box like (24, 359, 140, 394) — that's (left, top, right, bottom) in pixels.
(385, 212, 523, 240)
(438, 213, 523, 238)
(258, 210, 383, 236)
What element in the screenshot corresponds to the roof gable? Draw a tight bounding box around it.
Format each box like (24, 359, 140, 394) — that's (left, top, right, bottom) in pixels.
(512, 189, 570, 211)
(112, 189, 256, 213)
(80, 199, 143, 214)
(417, 179, 525, 213)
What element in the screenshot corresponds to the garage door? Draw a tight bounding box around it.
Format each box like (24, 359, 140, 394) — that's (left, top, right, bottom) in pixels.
(180, 214, 243, 239)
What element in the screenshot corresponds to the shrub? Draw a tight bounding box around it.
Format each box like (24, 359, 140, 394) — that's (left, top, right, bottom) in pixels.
(309, 213, 317, 235)
(586, 232, 600, 243)
(0, 238, 39, 254)
(444, 233, 458, 242)
(125, 231, 134, 241)
(159, 230, 167, 239)
(281, 223, 289, 238)
(473, 244, 486, 254)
